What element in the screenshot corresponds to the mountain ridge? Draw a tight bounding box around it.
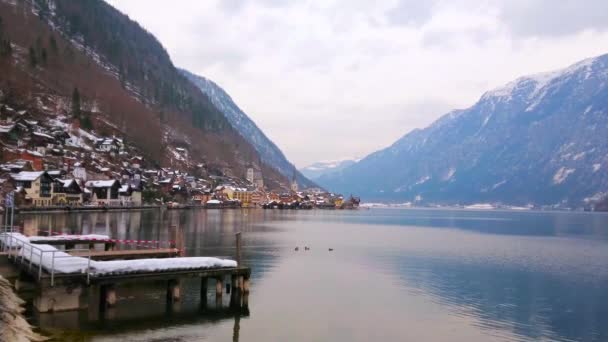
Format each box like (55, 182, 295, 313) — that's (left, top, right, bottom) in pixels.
(181, 69, 317, 188)
(0, 0, 289, 187)
(319, 53, 608, 208)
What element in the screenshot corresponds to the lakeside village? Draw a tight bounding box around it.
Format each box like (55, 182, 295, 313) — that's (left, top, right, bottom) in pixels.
(0, 105, 360, 211)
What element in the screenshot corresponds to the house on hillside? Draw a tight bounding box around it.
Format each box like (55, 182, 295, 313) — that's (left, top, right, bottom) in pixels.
(95, 137, 121, 152)
(85, 179, 121, 206)
(10, 171, 54, 207)
(3, 150, 44, 170)
(52, 179, 83, 205)
(118, 183, 142, 206)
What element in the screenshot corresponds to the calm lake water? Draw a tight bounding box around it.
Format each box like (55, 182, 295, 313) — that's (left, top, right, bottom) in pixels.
(14, 208, 608, 341)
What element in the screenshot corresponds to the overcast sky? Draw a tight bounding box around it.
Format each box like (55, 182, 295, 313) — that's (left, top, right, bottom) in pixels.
(106, 0, 608, 168)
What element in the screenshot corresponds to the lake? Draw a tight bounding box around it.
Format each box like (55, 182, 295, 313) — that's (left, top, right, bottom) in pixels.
(14, 208, 608, 341)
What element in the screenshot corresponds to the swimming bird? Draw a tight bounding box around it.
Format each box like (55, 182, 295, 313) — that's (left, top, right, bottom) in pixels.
(328, 248, 333, 252)
(304, 246, 310, 251)
(295, 247, 299, 251)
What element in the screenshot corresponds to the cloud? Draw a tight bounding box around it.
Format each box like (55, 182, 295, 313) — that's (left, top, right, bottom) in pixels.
(385, 0, 437, 27)
(498, 0, 608, 38)
(106, 0, 608, 167)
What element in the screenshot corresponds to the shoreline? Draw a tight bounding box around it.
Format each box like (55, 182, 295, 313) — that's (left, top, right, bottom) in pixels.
(0, 275, 46, 341)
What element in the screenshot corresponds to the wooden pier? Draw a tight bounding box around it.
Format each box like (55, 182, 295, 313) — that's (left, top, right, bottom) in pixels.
(69, 248, 179, 260)
(29, 237, 116, 251)
(2, 232, 251, 314)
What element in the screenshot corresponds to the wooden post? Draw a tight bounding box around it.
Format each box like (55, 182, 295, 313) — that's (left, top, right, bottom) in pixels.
(200, 277, 208, 306)
(106, 286, 117, 306)
(231, 275, 238, 291)
(243, 277, 250, 293)
(235, 232, 242, 266)
(216, 277, 223, 298)
(170, 225, 177, 249)
(238, 276, 244, 291)
(167, 279, 181, 302)
(100, 284, 116, 311)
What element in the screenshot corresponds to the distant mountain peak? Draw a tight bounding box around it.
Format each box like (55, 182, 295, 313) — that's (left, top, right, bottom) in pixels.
(181, 69, 317, 189)
(482, 54, 603, 101)
(319, 53, 608, 208)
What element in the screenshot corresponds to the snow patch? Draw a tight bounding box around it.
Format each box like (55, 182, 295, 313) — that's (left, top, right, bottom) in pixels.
(443, 168, 456, 181)
(465, 203, 495, 210)
(415, 176, 431, 185)
(491, 180, 507, 190)
(553, 167, 575, 184)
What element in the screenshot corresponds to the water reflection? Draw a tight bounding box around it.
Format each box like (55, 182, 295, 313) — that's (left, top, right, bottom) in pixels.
(14, 208, 608, 341)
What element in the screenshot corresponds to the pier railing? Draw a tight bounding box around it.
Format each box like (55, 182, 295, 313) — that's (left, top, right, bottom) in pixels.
(0, 230, 93, 286)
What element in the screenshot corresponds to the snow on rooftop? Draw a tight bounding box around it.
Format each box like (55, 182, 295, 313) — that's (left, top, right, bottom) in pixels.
(33, 131, 54, 140)
(0, 124, 15, 133)
(59, 179, 77, 187)
(11, 171, 46, 181)
(86, 180, 118, 188)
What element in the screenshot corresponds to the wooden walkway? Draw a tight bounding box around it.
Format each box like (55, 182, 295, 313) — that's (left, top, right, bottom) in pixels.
(69, 248, 179, 260)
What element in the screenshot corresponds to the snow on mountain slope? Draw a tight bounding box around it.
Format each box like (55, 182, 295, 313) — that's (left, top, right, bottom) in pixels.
(181, 69, 316, 188)
(300, 158, 359, 181)
(319, 53, 608, 207)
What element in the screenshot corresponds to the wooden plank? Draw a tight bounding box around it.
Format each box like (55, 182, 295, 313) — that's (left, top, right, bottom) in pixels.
(69, 248, 179, 260)
(38, 266, 251, 287)
(29, 239, 112, 245)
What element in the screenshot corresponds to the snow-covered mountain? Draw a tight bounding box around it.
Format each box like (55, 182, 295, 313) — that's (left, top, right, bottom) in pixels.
(300, 159, 359, 181)
(181, 70, 316, 188)
(319, 54, 608, 208)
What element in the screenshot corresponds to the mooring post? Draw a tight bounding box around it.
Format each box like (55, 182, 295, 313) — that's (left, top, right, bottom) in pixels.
(100, 284, 117, 311)
(235, 232, 242, 266)
(170, 225, 177, 249)
(167, 279, 181, 302)
(243, 277, 251, 293)
(231, 275, 238, 291)
(200, 277, 208, 306)
(216, 276, 223, 298)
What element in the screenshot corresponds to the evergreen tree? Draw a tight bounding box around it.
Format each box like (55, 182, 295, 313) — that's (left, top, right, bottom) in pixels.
(81, 113, 93, 130)
(71, 87, 81, 118)
(28, 46, 37, 67)
(40, 48, 47, 65)
(49, 35, 58, 54)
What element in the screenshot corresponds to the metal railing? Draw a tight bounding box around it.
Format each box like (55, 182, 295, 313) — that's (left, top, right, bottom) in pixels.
(0, 229, 93, 286)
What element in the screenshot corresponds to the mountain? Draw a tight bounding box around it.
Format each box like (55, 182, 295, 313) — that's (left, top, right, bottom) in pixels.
(0, 0, 287, 186)
(181, 69, 316, 188)
(300, 159, 358, 181)
(319, 54, 608, 208)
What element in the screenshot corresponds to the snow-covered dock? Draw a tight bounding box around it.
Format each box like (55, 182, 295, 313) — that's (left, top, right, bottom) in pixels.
(0, 232, 251, 313)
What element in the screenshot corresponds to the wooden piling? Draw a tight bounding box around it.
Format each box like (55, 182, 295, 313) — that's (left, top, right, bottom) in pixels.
(243, 277, 250, 293)
(231, 275, 238, 291)
(100, 284, 116, 311)
(200, 277, 208, 305)
(216, 277, 223, 298)
(167, 279, 181, 302)
(235, 232, 242, 265)
(238, 276, 244, 291)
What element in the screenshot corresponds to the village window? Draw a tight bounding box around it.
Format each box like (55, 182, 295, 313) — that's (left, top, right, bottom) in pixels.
(40, 178, 52, 197)
(110, 185, 119, 199)
(17, 181, 32, 189)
